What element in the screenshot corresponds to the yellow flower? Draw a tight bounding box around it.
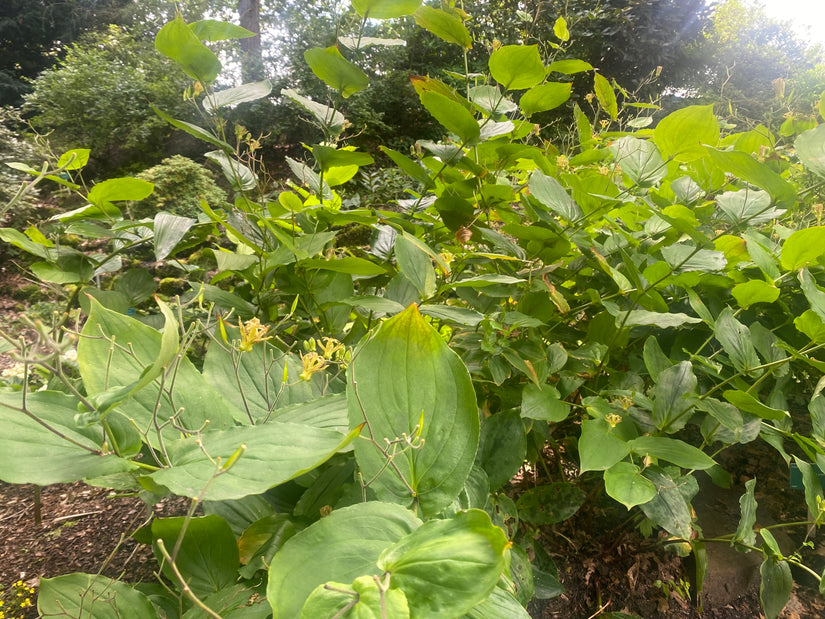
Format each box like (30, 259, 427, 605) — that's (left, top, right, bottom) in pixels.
(238, 317, 272, 352)
(300, 352, 329, 381)
(605, 413, 623, 428)
(318, 337, 345, 360)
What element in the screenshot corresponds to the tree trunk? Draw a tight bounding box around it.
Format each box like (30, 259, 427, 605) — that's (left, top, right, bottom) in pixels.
(238, 0, 264, 82)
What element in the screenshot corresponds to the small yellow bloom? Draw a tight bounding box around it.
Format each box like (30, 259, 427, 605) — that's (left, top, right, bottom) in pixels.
(605, 413, 623, 428)
(238, 317, 272, 352)
(556, 155, 569, 171)
(318, 337, 345, 360)
(300, 352, 329, 381)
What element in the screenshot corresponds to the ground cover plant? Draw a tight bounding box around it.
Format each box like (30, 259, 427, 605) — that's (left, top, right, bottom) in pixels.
(3, 1, 825, 617)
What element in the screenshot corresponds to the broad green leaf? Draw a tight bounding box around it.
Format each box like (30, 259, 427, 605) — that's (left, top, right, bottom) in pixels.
(593, 73, 617, 121)
(352, 0, 421, 18)
(205, 150, 256, 191)
(643, 336, 672, 381)
(731, 280, 780, 309)
(717, 189, 783, 225)
(800, 268, 825, 321)
(469, 85, 517, 114)
(521, 384, 569, 422)
(723, 390, 788, 421)
(152, 516, 239, 597)
(516, 482, 585, 524)
(578, 418, 630, 472)
(379, 146, 434, 188)
(150, 421, 357, 500)
(0, 227, 53, 259)
(203, 79, 272, 112)
(237, 514, 297, 578)
(519, 82, 572, 116)
(604, 462, 657, 509)
(793, 457, 823, 518)
(305, 46, 369, 98)
(451, 274, 524, 288)
(189, 20, 255, 41)
(39, 574, 157, 619)
(57, 148, 90, 170)
(300, 256, 386, 276)
(715, 307, 761, 375)
(413, 6, 472, 49)
(553, 16, 569, 41)
(313, 145, 374, 172)
(395, 232, 436, 298)
(546, 59, 593, 74)
(640, 467, 697, 539)
(734, 478, 758, 546)
(347, 305, 479, 517)
(88, 177, 154, 206)
(662, 243, 726, 272)
(301, 577, 410, 618)
(341, 296, 405, 314)
(114, 268, 156, 305)
(155, 16, 221, 83)
(653, 105, 719, 162)
(706, 148, 796, 206)
(419, 304, 484, 326)
(489, 45, 544, 90)
(780, 226, 825, 270)
(466, 586, 532, 618)
(267, 502, 421, 619)
(419, 91, 480, 144)
(477, 410, 526, 490)
(31, 252, 95, 284)
(795, 309, 825, 343)
(608, 136, 665, 186)
(760, 557, 792, 619)
(652, 361, 697, 432)
(282, 89, 348, 135)
(604, 303, 702, 329)
(529, 170, 582, 221)
(378, 509, 509, 619)
(151, 104, 234, 151)
(795, 124, 825, 179)
(0, 391, 135, 485)
(154, 212, 194, 261)
(629, 436, 715, 470)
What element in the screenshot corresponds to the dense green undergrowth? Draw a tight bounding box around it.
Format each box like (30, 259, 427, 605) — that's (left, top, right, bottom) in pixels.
(3, 1, 825, 618)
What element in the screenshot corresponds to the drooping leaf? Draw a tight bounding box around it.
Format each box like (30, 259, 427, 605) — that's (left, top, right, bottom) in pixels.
(529, 171, 582, 221)
(281, 89, 348, 135)
(578, 418, 630, 472)
(651, 361, 697, 432)
(395, 232, 436, 298)
(304, 46, 369, 98)
(519, 82, 572, 116)
(419, 91, 480, 144)
(795, 124, 825, 179)
(380, 146, 434, 189)
(793, 457, 823, 519)
(640, 467, 697, 539)
(489, 45, 544, 90)
(150, 105, 234, 150)
(629, 436, 715, 470)
(154, 212, 194, 261)
(715, 307, 762, 375)
(413, 6, 472, 49)
(553, 16, 570, 41)
(593, 73, 617, 121)
(347, 305, 479, 517)
(155, 16, 221, 83)
(267, 502, 422, 619)
(760, 557, 792, 619)
(604, 462, 657, 509)
(733, 478, 758, 547)
(203, 80, 272, 112)
(723, 390, 788, 421)
(205, 150, 257, 191)
(39, 574, 157, 619)
(377, 509, 509, 619)
(189, 20, 255, 41)
(608, 136, 665, 186)
(477, 410, 526, 490)
(546, 59, 593, 74)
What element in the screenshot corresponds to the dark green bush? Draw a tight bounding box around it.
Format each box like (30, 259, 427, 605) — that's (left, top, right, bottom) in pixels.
(133, 155, 228, 218)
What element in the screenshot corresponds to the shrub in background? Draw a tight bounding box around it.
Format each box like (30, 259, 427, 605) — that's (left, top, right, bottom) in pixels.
(134, 155, 228, 218)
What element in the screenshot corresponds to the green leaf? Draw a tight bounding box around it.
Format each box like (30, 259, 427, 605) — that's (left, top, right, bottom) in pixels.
(516, 482, 585, 524)
(529, 171, 582, 221)
(652, 361, 697, 432)
(377, 510, 509, 619)
(150, 421, 357, 500)
(760, 557, 792, 619)
(203, 80, 272, 112)
(88, 177, 154, 206)
(734, 478, 758, 546)
(643, 336, 672, 381)
(419, 91, 480, 144)
(653, 105, 719, 162)
(304, 46, 369, 98)
(352, 0, 421, 18)
(604, 462, 657, 509)
(608, 136, 665, 186)
(114, 268, 156, 305)
(593, 73, 617, 121)
(731, 280, 780, 309)
(519, 82, 572, 116)
(155, 16, 221, 83)
(800, 268, 825, 321)
(301, 577, 410, 618)
(380, 146, 434, 189)
(546, 59, 592, 74)
(578, 418, 630, 472)
(419, 304, 484, 326)
(723, 390, 787, 421)
(282, 89, 348, 135)
(205, 150, 257, 191)
(477, 410, 526, 490)
(39, 573, 158, 619)
(0, 391, 135, 485)
(267, 502, 421, 619)
(715, 307, 761, 375)
(640, 467, 697, 539)
(629, 436, 715, 470)
(489, 45, 545, 90)
(151, 105, 234, 151)
(466, 586, 532, 618)
(521, 384, 569, 422)
(152, 516, 239, 598)
(706, 148, 796, 206)
(347, 305, 479, 518)
(795, 124, 825, 179)
(300, 257, 386, 276)
(553, 16, 570, 41)
(717, 189, 783, 225)
(31, 252, 95, 284)
(793, 457, 823, 518)
(313, 145, 374, 172)
(57, 148, 90, 170)
(189, 20, 256, 41)
(395, 232, 437, 298)
(154, 212, 194, 261)
(413, 6, 472, 49)
(781, 226, 825, 271)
